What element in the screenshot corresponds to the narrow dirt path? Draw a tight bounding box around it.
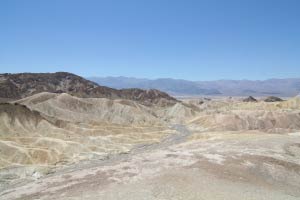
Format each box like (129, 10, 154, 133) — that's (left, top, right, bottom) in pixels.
(131, 124, 192, 152)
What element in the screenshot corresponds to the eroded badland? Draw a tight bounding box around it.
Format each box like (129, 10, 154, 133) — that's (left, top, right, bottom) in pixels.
(0, 73, 300, 200)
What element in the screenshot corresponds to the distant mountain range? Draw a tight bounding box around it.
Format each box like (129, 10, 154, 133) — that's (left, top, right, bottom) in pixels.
(88, 77, 300, 97)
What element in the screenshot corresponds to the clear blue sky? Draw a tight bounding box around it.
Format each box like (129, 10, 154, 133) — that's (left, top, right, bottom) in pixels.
(0, 0, 299, 81)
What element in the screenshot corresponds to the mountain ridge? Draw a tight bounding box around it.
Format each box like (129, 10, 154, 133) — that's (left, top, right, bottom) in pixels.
(0, 72, 178, 106)
(89, 76, 300, 97)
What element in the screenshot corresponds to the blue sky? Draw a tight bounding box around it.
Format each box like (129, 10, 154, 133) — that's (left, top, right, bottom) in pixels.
(0, 0, 299, 81)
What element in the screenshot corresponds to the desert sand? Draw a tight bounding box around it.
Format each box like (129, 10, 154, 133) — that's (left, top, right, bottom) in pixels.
(1, 93, 300, 199)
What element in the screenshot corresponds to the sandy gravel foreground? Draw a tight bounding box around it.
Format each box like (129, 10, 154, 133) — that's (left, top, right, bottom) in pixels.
(1, 129, 300, 200)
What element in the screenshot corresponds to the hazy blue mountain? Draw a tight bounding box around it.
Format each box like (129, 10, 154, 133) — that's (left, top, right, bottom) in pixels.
(88, 77, 221, 95)
(196, 79, 300, 96)
(88, 77, 300, 97)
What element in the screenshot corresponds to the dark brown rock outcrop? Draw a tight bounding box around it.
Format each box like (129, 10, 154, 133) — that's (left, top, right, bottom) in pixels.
(243, 96, 257, 102)
(0, 72, 178, 106)
(264, 96, 283, 102)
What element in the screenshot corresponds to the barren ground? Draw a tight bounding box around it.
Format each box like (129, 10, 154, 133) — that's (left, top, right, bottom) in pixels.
(1, 94, 300, 199)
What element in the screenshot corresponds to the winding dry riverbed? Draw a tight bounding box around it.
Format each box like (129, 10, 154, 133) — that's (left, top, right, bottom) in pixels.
(1, 126, 300, 200)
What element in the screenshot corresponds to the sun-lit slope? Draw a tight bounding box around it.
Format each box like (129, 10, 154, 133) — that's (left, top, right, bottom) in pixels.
(0, 102, 58, 136)
(189, 110, 300, 132)
(0, 92, 184, 187)
(1, 95, 300, 198)
(154, 102, 201, 124)
(2, 94, 300, 193)
(0, 103, 66, 167)
(279, 96, 300, 109)
(187, 97, 300, 133)
(217, 96, 300, 111)
(16, 92, 163, 126)
(0, 97, 173, 177)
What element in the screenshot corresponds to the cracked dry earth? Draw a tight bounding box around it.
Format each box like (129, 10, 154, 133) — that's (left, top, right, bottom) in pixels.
(1, 126, 300, 200)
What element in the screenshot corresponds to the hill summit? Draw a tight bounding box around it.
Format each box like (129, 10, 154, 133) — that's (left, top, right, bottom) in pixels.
(0, 72, 178, 106)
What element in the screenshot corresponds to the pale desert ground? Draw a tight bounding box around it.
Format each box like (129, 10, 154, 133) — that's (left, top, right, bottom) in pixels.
(1, 93, 300, 199)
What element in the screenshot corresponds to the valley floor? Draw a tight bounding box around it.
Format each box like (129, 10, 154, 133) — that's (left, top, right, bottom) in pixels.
(1, 126, 300, 200)
(1, 94, 300, 199)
